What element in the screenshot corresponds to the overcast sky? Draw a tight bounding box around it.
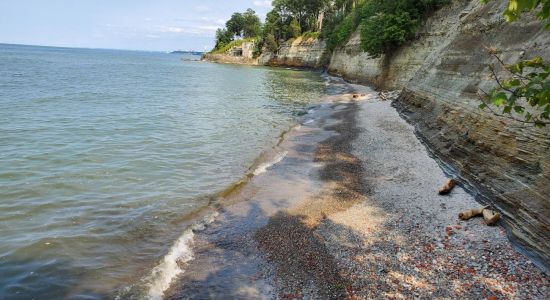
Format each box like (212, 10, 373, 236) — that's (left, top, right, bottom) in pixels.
(0, 0, 273, 51)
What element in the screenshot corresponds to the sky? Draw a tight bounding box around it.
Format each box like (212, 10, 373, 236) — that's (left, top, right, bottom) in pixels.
(0, 0, 273, 51)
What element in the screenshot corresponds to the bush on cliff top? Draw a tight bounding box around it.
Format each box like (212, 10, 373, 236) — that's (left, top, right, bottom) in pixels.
(209, 38, 256, 55)
(321, 0, 448, 55)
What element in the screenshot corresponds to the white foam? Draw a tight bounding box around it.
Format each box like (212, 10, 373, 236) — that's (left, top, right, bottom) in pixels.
(303, 119, 314, 125)
(144, 212, 218, 300)
(253, 151, 288, 175)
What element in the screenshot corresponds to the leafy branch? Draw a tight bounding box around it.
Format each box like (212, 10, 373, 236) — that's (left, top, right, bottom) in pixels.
(478, 49, 550, 127)
(481, 0, 550, 28)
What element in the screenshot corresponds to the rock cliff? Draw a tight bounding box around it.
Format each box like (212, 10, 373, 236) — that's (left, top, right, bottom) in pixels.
(258, 36, 327, 68)
(329, 0, 550, 270)
(203, 0, 550, 271)
(203, 37, 327, 68)
(202, 41, 259, 65)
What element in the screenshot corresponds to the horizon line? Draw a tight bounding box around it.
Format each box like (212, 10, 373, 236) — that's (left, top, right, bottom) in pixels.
(0, 42, 205, 53)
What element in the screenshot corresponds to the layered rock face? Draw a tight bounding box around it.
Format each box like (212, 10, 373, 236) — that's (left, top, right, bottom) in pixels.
(381, 0, 549, 270)
(202, 0, 550, 270)
(202, 41, 259, 65)
(259, 36, 327, 68)
(329, 0, 549, 271)
(201, 53, 258, 65)
(203, 37, 327, 68)
(328, 1, 477, 89)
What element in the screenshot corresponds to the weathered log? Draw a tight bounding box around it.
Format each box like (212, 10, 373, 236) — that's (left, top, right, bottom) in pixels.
(458, 207, 486, 220)
(438, 179, 456, 195)
(482, 209, 501, 226)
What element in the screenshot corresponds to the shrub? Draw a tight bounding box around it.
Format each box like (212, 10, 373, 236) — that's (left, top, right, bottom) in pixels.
(301, 31, 320, 41)
(264, 33, 279, 52)
(358, 0, 448, 57)
(326, 14, 356, 50)
(360, 11, 417, 57)
(289, 19, 302, 38)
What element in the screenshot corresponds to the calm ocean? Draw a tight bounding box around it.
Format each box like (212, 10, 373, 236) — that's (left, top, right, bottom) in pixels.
(0, 44, 327, 299)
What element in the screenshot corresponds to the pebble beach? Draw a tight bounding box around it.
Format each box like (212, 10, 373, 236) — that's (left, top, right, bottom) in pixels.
(167, 82, 548, 299)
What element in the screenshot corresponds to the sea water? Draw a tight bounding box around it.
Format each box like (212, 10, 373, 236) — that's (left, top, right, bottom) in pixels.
(0, 44, 326, 299)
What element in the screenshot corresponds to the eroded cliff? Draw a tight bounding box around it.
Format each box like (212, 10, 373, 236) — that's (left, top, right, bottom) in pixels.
(258, 36, 327, 68)
(328, 0, 550, 270)
(203, 0, 549, 271)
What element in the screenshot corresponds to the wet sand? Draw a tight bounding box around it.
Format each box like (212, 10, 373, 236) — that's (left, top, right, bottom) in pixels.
(166, 82, 548, 299)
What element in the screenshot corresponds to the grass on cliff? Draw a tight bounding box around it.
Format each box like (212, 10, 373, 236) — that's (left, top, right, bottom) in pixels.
(209, 38, 256, 55)
(301, 31, 320, 41)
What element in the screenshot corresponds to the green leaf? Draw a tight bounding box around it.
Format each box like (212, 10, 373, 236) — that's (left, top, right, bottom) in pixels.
(503, 106, 512, 114)
(514, 106, 525, 113)
(491, 92, 508, 106)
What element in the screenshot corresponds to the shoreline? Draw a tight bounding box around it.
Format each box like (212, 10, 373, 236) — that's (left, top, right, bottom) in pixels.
(163, 74, 548, 299)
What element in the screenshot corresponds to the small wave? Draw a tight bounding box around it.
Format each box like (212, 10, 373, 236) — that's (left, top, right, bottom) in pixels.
(253, 151, 288, 176)
(145, 212, 218, 300)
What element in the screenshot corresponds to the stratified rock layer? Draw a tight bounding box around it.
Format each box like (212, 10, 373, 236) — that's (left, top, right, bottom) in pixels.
(203, 0, 549, 271)
(379, 0, 549, 270)
(329, 0, 549, 271)
(259, 36, 327, 68)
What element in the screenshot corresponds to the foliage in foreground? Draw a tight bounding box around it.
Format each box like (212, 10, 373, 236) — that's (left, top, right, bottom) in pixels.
(479, 0, 550, 126)
(480, 54, 550, 127)
(482, 0, 550, 27)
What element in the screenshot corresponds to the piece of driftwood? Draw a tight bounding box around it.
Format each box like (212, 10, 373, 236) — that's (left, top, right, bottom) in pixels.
(458, 207, 487, 220)
(458, 206, 500, 225)
(482, 209, 501, 226)
(438, 179, 456, 195)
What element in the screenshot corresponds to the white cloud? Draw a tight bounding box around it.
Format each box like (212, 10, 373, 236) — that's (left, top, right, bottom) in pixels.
(253, 0, 272, 8)
(158, 24, 219, 35)
(193, 5, 211, 13)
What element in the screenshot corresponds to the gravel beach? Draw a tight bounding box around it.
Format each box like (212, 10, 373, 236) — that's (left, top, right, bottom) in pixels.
(168, 83, 548, 299)
(312, 90, 549, 299)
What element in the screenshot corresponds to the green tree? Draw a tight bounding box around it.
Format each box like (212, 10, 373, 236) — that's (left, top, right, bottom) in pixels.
(214, 28, 234, 50)
(264, 33, 279, 52)
(479, 53, 550, 126)
(272, 0, 329, 33)
(226, 12, 244, 37)
(242, 8, 262, 38)
(360, 11, 417, 57)
(289, 18, 302, 38)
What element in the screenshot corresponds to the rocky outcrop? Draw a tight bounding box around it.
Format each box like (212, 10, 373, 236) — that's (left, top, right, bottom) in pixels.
(201, 53, 258, 65)
(329, 0, 550, 272)
(258, 36, 328, 68)
(202, 41, 259, 65)
(203, 37, 327, 68)
(328, 1, 475, 89)
(383, 0, 550, 271)
(202, 0, 550, 271)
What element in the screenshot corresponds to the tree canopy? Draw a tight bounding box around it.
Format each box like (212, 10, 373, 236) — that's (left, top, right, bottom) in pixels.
(212, 8, 262, 51)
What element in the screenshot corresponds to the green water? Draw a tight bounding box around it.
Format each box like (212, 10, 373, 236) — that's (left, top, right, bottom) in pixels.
(0, 44, 327, 299)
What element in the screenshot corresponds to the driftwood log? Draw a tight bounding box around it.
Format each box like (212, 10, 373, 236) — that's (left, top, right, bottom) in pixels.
(482, 209, 501, 226)
(459, 206, 487, 220)
(458, 206, 500, 226)
(438, 179, 456, 195)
